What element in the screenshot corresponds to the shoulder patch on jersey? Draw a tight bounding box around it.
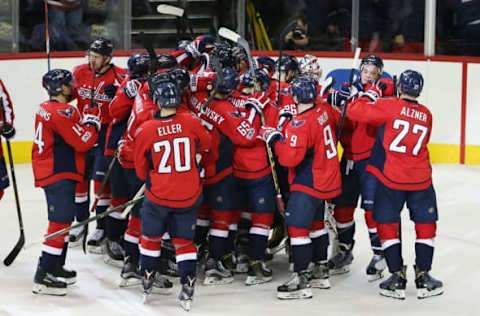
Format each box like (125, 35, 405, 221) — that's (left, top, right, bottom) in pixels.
(57, 107, 75, 118)
(291, 119, 305, 128)
(228, 111, 241, 118)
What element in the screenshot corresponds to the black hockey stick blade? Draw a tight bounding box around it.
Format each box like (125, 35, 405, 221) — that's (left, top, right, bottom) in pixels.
(3, 232, 25, 266)
(139, 31, 158, 74)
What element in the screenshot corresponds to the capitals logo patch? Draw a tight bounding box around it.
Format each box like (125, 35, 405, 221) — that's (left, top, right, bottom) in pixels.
(57, 107, 74, 118)
(291, 119, 305, 128)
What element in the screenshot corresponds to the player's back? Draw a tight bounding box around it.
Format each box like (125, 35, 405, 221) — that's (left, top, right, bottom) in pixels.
(134, 112, 208, 208)
(367, 97, 433, 190)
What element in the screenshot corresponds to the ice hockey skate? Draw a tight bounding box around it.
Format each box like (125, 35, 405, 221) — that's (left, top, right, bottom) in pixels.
(366, 251, 387, 282)
(179, 276, 196, 311)
(53, 264, 77, 286)
(68, 225, 86, 248)
(102, 239, 124, 268)
(119, 257, 142, 287)
(328, 242, 354, 275)
(277, 271, 312, 300)
(141, 270, 173, 303)
(86, 228, 105, 254)
(32, 264, 68, 296)
(204, 258, 234, 285)
(415, 266, 443, 299)
(245, 260, 272, 285)
(379, 266, 407, 300)
(235, 253, 249, 273)
(310, 263, 330, 289)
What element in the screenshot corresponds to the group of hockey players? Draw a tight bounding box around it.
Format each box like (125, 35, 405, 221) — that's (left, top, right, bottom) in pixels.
(21, 33, 445, 310)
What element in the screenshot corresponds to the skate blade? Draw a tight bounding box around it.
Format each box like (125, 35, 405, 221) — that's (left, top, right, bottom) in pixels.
(329, 266, 350, 275)
(118, 277, 142, 288)
(245, 276, 273, 286)
(310, 279, 331, 289)
(203, 276, 234, 285)
(68, 239, 83, 248)
(57, 276, 76, 286)
(32, 284, 67, 296)
(367, 272, 384, 282)
(87, 245, 104, 255)
(142, 293, 149, 304)
(103, 255, 124, 268)
(267, 238, 287, 255)
(180, 299, 192, 311)
(379, 289, 405, 300)
(277, 288, 313, 300)
(417, 287, 444, 299)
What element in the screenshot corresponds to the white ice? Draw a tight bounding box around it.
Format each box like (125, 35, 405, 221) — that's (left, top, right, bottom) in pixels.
(0, 164, 479, 316)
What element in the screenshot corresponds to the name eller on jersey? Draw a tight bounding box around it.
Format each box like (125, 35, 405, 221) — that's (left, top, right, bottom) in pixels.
(157, 123, 182, 136)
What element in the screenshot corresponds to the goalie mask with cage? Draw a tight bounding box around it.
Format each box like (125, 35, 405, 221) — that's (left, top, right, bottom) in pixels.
(127, 53, 150, 78)
(215, 67, 239, 95)
(241, 68, 271, 91)
(290, 77, 317, 104)
(398, 70, 423, 97)
(152, 82, 181, 109)
(88, 37, 114, 57)
(211, 41, 235, 68)
(42, 69, 76, 96)
(299, 54, 323, 84)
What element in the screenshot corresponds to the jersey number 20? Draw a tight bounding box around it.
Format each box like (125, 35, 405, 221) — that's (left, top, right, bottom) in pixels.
(153, 137, 191, 173)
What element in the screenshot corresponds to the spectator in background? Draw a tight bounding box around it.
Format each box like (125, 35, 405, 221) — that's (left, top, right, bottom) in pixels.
(47, 0, 87, 48)
(283, 12, 343, 51)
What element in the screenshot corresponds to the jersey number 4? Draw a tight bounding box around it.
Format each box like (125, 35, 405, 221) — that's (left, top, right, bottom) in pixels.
(153, 137, 191, 173)
(34, 122, 45, 154)
(389, 119, 428, 156)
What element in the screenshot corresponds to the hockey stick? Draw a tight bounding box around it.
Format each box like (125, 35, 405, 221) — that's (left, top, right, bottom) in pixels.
(218, 27, 285, 213)
(44, 0, 51, 71)
(336, 47, 361, 140)
(200, 54, 223, 115)
(275, 20, 297, 107)
(25, 196, 144, 249)
(1, 105, 24, 266)
(120, 183, 145, 219)
(157, 4, 194, 40)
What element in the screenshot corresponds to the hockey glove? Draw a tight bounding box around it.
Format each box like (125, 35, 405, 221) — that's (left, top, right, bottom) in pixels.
(327, 83, 350, 108)
(257, 126, 283, 147)
(245, 97, 268, 113)
(360, 81, 384, 102)
(1, 124, 15, 139)
(103, 84, 117, 99)
(277, 106, 295, 130)
(82, 114, 101, 132)
(124, 79, 142, 99)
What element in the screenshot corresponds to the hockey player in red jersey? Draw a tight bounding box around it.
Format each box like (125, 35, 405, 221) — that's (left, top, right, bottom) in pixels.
(32, 69, 99, 296)
(326, 55, 394, 280)
(229, 69, 279, 284)
(133, 82, 211, 310)
(72, 37, 128, 256)
(257, 77, 341, 299)
(0, 78, 15, 201)
(347, 70, 443, 300)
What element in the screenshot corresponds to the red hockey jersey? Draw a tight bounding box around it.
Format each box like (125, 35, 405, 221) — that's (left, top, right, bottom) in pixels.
(72, 63, 127, 124)
(32, 101, 98, 187)
(133, 112, 211, 208)
(347, 96, 433, 191)
(0, 78, 14, 158)
(274, 103, 342, 200)
(340, 78, 394, 160)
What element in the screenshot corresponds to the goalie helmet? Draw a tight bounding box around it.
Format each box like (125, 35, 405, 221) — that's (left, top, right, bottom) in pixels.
(152, 82, 181, 108)
(398, 70, 423, 97)
(298, 54, 323, 84)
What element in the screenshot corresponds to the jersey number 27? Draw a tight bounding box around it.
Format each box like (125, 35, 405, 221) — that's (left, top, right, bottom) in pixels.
(389, 119, 428, 156)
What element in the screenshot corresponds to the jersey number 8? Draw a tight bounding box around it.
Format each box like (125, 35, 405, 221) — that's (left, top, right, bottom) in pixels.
(153, 137, 192, 173)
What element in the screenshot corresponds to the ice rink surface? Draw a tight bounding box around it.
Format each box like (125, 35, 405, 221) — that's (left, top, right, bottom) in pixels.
(0, 164, 479, 316)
